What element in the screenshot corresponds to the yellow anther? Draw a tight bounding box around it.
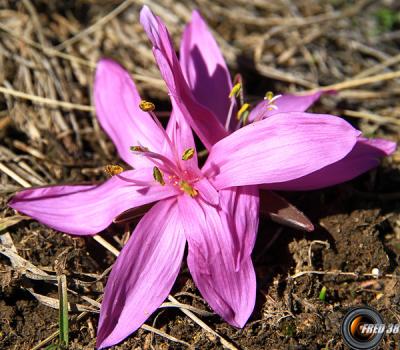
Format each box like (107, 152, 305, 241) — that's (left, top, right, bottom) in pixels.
(104, 165, 124, 176)
(242, 111, 250, 125)
(236, 103, 250, 120)
(153, 166, 165, 186)
(130, 145, 149, 152)
(229, 83, 242, 98)
(179, 180, 198, 197)
(182, 148, 195, 161)
(264, 91, 274, 101)
(139, 100, 155, 112)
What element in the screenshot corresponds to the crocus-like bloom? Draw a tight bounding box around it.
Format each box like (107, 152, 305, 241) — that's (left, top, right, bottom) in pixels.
(9, 59, 260, 348)
(140, 6, 396, 194)
(9, 6, 396, 350)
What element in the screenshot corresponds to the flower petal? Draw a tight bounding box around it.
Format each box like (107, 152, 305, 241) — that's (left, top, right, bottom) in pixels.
(97, 198, 186, 349)
(195, 177, 219, 206)
(177, 195, 256, 327)
(140, 6, 227, 150)
(180, 10, 232, 126)
(9, 169, 178, 235)
(259, 190, 314, 231)
(219, 186, 259, 265)
(94, 59, 167, 167)
(248, 91, 323, 122)
(204, 112, 360, 189)
(264, 137, 396, 191)
(166, 101, 198, 169)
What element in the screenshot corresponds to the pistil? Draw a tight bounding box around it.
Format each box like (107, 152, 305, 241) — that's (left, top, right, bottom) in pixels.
(179, 180, 198, 197)
(225, 83, 241, 130)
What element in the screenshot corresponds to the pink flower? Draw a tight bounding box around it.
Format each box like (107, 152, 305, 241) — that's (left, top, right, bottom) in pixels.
(141, 5, 396, 192)
(9, 58, 260, 348)
(8, 6, 396, 350)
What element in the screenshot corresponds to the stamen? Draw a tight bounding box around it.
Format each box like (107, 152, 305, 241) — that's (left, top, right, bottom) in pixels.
(153, 166, 165, 185)
(229, 83, 241, 98)
(104, 164, 124, 176)
(138, 100, 180, 167)
(233, 74, 244, 106)
(182, 148, 195, 161)
(251, 91, 283, 123)
(242, 110, 250, 125)
(139, 100, 155, 112)
(264, 91, 282, 111)
(264, 91, 274, 101)
(130, 145, 149, 152)
(269, 94, 282, 104)
(131, 148, 179, 175)
(236, 103, 250, 120)
(179, 180, 198, 197)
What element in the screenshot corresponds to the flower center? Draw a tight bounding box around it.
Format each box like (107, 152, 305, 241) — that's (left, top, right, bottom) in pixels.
(166, 170, 199, 197)
(179, 180, 198, 197)
(133, 101, 200, 198)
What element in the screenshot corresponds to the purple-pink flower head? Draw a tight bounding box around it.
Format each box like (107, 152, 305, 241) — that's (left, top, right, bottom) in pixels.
(7, 5, 397, 350)
(140, 5, 396, 192)
(9, 58, 260, 348)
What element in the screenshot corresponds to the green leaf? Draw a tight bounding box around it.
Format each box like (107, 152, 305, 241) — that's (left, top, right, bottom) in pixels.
(58, 275, 69, 348)
(319, 286, 327, 301)
(375, 8, 400, 32)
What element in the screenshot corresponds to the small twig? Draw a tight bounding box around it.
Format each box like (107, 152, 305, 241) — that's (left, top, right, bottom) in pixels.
(305, 70, 400, 93)
(56, 0, 135, 50)
(0, 162, 32, 187)
(161, 302, 214, 317)
(354, 53, 400, 79)
(92, 235, 120, 257)
(0, 86, 94, 112)
(287, 270, 399, 281)
(0, 22, 165, 87)
(141, 324, 192, 348)
(167, 295, 238, 350)
(255, 63, 316, 88)
(0, 22, 95, 68)
(343, 110, 400, 126)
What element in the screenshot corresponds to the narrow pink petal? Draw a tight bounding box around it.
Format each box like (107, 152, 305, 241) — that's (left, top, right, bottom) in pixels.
(180, 10, 232, 126)
(219, 186, 259, 266)
(140, 6, 227, 150)
(177, 195, 256, 327)
(9, 169, 179, 235)
(166, 101, 198, 169)
(248, 91, 323, 122)
(204, 112, 360, 189)
(94, 59, 168, 168)
(264, 137, 396, 191)
(97, 198, 186, 349)
(259, 190, 314, 232)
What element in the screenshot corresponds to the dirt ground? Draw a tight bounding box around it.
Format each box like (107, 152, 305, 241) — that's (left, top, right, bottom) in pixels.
(0, 0, 400, 349)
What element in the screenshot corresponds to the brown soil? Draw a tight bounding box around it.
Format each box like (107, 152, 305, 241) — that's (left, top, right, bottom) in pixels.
(1, 1, 400, 349)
